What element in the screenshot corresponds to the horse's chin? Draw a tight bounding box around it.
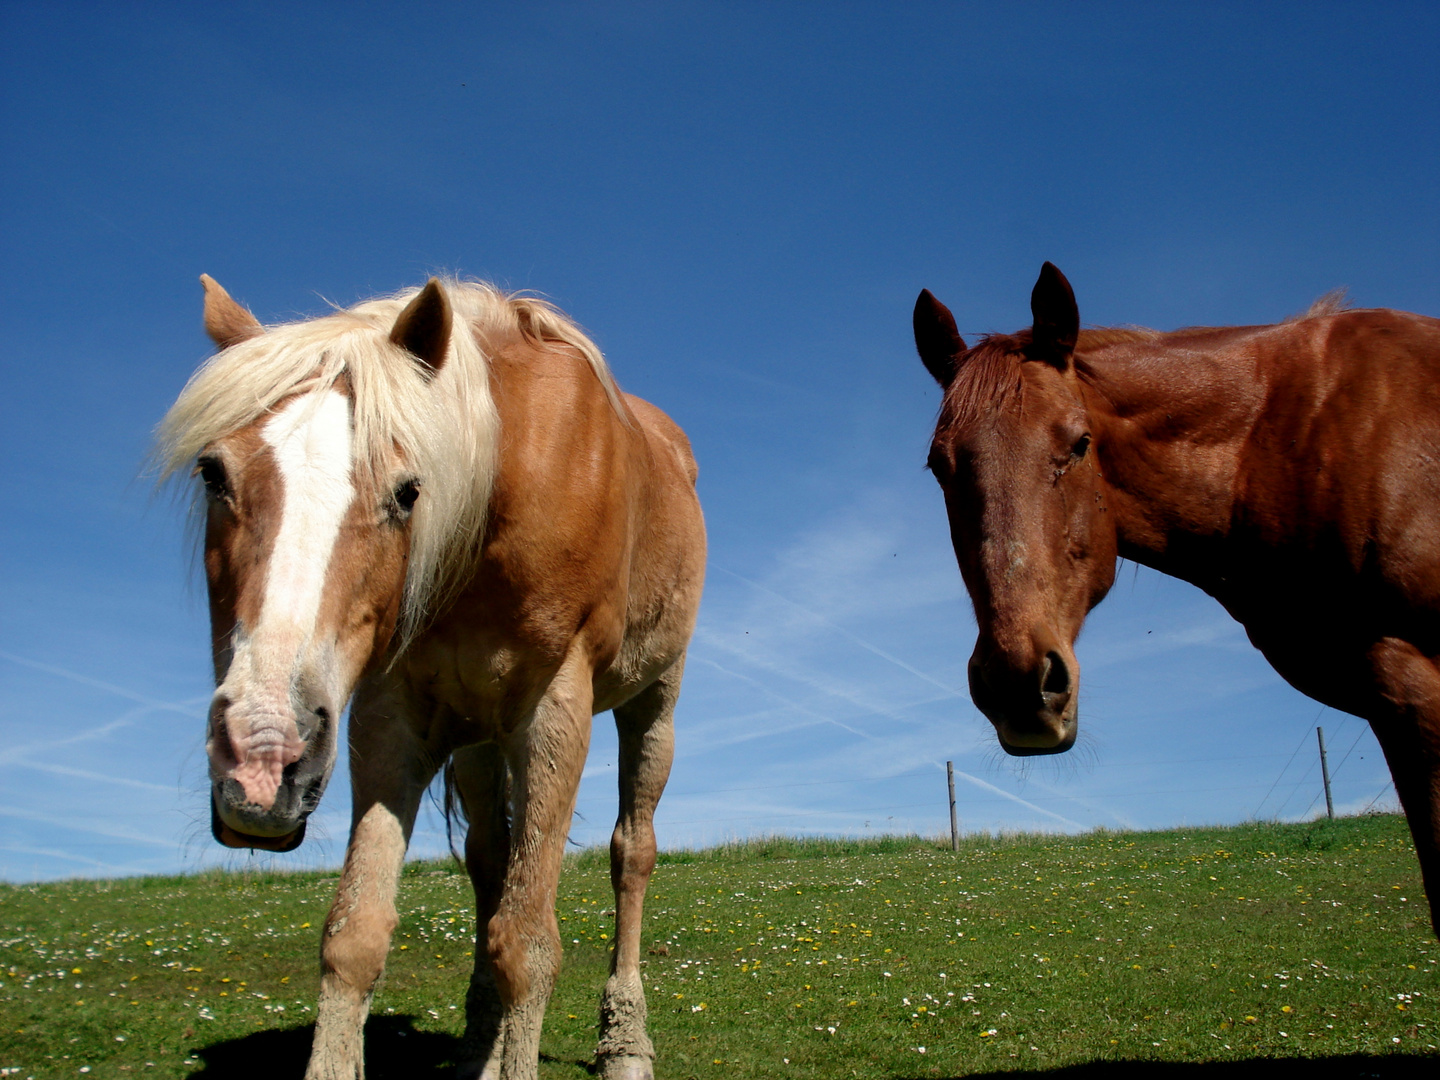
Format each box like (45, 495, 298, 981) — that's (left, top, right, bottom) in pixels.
(994, 718, 1077, 757)
(998, 739, 1072, 757)
(211, 799, 308, 852)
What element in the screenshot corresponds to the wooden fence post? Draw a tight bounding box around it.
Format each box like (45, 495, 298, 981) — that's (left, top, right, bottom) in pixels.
(947, 761, 959, 851)
(1317, 726, 1334, 820)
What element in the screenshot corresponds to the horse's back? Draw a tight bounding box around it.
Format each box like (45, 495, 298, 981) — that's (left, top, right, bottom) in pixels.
(596, 393, 706, 705)
(624, 390, 706, 609)
(1238, 308, 1440, 618)
(1311, 308, 1440, 395)
(1261, 308, 1440, 492)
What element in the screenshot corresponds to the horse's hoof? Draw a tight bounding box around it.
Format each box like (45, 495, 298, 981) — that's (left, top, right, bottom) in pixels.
(596, 1054, 654, 1080)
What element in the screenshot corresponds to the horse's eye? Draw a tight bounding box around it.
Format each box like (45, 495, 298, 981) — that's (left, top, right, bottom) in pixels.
(196, 456, 230, 502)
(391, 478, 422, 519)
(1071, 434, 1091, 460)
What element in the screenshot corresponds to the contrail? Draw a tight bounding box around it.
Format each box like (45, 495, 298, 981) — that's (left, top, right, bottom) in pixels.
(705, 570, 1109, 831)
(0, 710, 144, 765)
(8, 760, 176, 794)
(1003, 769, 1136, 831)
(949, 767, 1085, 829)
(0, 843, 147, 875)
(696, 628, 940, 735)
(0, 650, 205, 719)
(689, 652, 877, 741)
(711, 565, 967, 699)
(0, 804, 177, 848)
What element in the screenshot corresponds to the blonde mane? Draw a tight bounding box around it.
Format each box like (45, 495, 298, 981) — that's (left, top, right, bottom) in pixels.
(156, 278, 622, 643)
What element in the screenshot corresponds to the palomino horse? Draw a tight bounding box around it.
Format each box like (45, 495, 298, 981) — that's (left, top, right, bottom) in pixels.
(914, 263, 1440, 937)
(158, 276, 705, 1080)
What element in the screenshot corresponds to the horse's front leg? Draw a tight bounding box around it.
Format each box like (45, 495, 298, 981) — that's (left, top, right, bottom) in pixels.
(306, 684, 439, 1080)
(1366, 638, 1440, 938)
(490, 656, 593, 1080)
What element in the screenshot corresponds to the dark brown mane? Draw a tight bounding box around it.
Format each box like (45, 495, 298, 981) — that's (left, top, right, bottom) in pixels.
(1076, 326, 1160, 348)
(938, 301, 1347, 437)
(939, 326, 1160, 434)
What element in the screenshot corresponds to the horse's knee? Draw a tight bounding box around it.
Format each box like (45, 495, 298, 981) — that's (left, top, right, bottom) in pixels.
(487, 909, 560, 1005)
(610, 821, 657, 884)
(321, 905, 398, 993)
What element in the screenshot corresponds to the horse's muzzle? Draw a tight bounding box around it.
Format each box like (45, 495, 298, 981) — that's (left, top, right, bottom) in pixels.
(969, 643, 1078, 755)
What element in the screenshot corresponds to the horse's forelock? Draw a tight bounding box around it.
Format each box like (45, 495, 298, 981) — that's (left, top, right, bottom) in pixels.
(936, 334, 1027, 436)
(157, 279, 618, 646)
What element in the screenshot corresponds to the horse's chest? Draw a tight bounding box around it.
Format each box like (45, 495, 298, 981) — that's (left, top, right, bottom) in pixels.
(401, 638, 548, 736)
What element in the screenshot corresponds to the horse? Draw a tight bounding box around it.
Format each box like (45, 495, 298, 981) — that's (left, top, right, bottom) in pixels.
(913, 263, 1440, 938)
(157, 275, 706, 1080)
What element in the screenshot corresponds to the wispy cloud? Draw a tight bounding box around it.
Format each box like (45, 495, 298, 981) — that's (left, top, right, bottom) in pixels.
(567, 490, 1145, 848)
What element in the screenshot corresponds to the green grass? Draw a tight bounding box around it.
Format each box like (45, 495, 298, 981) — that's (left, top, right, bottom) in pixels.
(1, 815, 1436, 1078)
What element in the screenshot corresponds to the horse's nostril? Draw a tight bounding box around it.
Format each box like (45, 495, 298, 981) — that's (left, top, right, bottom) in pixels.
(1041, 651, 1070, 696)
(295, 705, 329, 743)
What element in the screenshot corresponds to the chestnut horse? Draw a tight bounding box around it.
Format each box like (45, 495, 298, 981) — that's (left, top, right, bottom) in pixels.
(158, 276, 706, 1080)
(914, 263, 1440, 937)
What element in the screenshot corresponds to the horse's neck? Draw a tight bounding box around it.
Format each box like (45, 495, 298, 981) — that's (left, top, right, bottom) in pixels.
(1081, 329, 1275, 583)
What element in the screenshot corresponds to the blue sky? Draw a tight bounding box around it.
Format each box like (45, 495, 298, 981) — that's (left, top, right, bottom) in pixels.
(2, 2, 1436, 881)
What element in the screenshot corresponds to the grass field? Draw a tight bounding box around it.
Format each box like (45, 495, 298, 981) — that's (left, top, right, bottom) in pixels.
(1, 814, 1436, 1078)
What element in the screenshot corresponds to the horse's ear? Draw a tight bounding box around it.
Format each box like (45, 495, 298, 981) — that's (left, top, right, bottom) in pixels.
(913, 289, 967, 387)
(201, 274, 262, 349)
(1029, 262, 1079, 368)
(390, 278, 452, 377)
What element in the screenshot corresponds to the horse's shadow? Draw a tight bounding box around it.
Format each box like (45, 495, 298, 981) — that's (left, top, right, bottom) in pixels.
(909, 1053, 1437, 1080)
(185, 1015, 593, 1079)
(185, 1016, 446, 1078)
(185, 1030, 1435, 1080)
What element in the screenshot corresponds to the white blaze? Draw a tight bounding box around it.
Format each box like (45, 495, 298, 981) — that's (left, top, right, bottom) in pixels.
(219, 389, 355, 810)
(260, 389, 356, 636)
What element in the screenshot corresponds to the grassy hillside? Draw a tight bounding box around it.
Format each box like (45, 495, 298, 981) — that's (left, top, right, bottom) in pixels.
(1, 815, 1436, 1078)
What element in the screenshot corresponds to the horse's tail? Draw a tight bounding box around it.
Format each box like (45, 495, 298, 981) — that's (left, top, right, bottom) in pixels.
(441, 756, 468, 869)
(437, 753, 513, 871)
